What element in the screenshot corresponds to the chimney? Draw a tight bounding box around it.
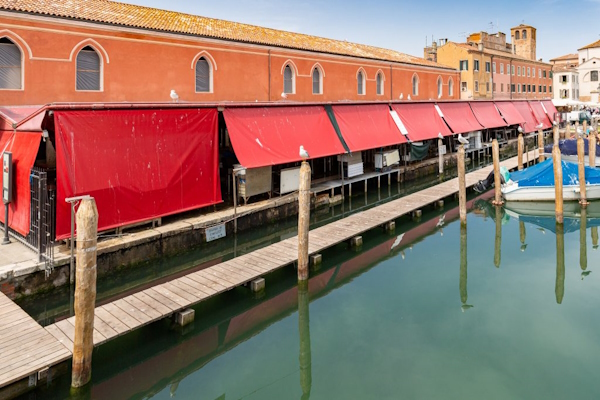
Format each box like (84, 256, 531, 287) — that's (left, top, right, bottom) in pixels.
(478, 43, 483, 52)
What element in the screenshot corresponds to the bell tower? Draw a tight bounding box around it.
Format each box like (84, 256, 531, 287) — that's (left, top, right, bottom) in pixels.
(510, 24, 536, 60)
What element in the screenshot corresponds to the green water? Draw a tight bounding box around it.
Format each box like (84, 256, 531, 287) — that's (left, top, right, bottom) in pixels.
(23, 196, 600, 400)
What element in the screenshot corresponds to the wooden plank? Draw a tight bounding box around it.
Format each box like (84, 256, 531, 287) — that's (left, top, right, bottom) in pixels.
(113, 299, 152, 325)
(132, 291, 173, 316)
(102, 303, 140, 330)
(153, 285, 193, 307)
(178, 275, 217, 297)
(45, 324, 74, 351)
(95, 306, 130, 335)
(54, 319, 75, 343)
(144, 288, 182, 312)
(122, 294, 163, 319)
(0, 344, 71, 386)
(186, 271, 228, 292)
(161, 282, 201, 304)
(168, 279, 209, 301)
(0, 330, 61, 362)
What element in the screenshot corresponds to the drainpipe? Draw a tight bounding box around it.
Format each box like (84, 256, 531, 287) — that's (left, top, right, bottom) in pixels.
(390, 64, 393, 101)
(490, 54, 494, 100)
(510, 60, 513, 100)
(268, 49, 271, 102)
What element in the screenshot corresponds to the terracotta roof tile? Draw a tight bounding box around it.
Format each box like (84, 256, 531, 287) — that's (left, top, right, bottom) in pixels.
(549, 53, 578, 62)
(0, 0, 453, 70)
(449, 42, 550, 65)
(579, 39, 600, 51)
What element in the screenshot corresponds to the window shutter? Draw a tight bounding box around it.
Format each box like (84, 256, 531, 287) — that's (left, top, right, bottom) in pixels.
(0, 40, 22, 89)
(312, 68, 320, 94)
(76, 47, 100, 91)
(284, 65, 293, 94)
(195, 58, 210, 92)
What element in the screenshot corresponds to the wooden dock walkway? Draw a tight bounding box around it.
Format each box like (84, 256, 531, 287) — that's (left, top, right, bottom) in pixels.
(1, 151, 535, 391)
(44, 153, 531, 352)
(0, 292, 71, 388)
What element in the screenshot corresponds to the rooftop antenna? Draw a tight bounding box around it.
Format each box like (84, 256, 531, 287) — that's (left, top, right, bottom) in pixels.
(458, 32, 468, 41)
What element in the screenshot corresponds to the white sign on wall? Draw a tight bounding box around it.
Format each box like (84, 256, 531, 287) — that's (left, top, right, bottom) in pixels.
(206, 224, 226, 242)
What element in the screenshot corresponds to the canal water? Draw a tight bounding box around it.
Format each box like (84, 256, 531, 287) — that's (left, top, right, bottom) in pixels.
(22, 196, 600, 399)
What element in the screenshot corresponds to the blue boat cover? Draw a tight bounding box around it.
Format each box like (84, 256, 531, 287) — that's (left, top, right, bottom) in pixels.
(543, 138, 600, 156)
(519, 215, 600, 234)
(509, 159, 600, 187)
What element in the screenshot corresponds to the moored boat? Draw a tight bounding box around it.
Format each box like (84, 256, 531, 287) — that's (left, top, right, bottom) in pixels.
(543, 138, 600, 166)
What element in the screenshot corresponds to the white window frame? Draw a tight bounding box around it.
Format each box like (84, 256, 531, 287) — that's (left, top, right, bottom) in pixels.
(376, 71, 384, 96)
(437, 76, 442, 98)
(517, 66, 521, 76)
(474, 60, 480, 72)
(500, 63, 504, 74)
(474, 80, 479, 92)
(448, 78, 454, 96)
(492, 62, 496, 73)
(193, 55, 214, 93)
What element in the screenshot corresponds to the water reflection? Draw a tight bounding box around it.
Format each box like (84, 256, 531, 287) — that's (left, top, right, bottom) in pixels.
(580, 207, 587, 271)
(459, 225, 473, 312)
(519, 221, 527, 252)
(298, 281, 312, 400)
(556, 221, 565, 305)
(494, 206, 502, 268)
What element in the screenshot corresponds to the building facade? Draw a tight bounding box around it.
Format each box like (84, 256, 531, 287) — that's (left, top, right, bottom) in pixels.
(432, 25, 552, 101)
(0, 0, 459, 106)
(549, 54, 579, 101)
(577, 40, 600, 102)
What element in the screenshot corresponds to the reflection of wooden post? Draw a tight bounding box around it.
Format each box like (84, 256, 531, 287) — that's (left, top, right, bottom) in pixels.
(71, 198, 98, 389)
(459, 224, 467, 305)
(553, 145, 564, 224)
(580, 207, 587, 271)
(494, 205, 502, 268)
(592, 226, 599, 249)
(438, 138, 444, 176)
(590, 133, 597, 168)
(298, 280, 312, 400)
(555, 221, 565, 305)
(298, 161, 311, 281)
(519, 221, 527, 252)
(458, 146, 466, 225)
(517, 133, 524, 171)
(577, 136, 589, 206)
(492, 139, 503, 205)
(538, 129, 545, 163)
(553, 124, 560, 147)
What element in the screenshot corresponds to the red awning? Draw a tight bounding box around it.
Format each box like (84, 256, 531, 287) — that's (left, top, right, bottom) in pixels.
(391, 103, 452, 141)
(223, 106, 346, 168)
(529, 101, 552, 129)
(542, 100, 559, 122)
(0, 106, 45, 131)
(469, 102, 507, 129)
(54, 108, 221, 240)
(437, 102, 483, 134)
(512, 101, 540, 133)
(0, 131, 42, 236)
(332, 104, 406, 152)
(494, 101, 525, 126)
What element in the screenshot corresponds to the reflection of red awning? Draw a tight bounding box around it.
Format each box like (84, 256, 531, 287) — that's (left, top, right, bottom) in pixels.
(437, 102, 482, 134)
(529, 101, 552, 129)
(332, 104, 406, 151)
(542, 100, 559, 122)
(0, 131, 42, 236)
(512, 101, 539, 133)
(494, 101, 525, 126)
(469, 102, 507, 129)
(391, 103, 452, 141)
(224, 106, 346, 168)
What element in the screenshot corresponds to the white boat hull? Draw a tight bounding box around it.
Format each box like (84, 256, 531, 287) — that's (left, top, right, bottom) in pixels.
(502, 181, 600, 202)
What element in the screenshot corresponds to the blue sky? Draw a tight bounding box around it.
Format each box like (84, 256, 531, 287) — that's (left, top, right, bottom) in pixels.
(126, 0, 599, 62)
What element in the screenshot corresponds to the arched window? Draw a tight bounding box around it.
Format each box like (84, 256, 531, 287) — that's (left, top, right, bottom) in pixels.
(283, 64, 294, 94)
(312, 67, 321, 94)
(376, 72, 383, 95)
(522, 30, 527, 39)
(437, 77, 443, 98)
(357, 70, 365, 95)
(448, 78, 454, 96)
(0, 37, 22, 89)
(76, 46, 101, 91)
(412, 74, 419, 96)
(195, 57, 211, 92)
(515, 31, 520, 40)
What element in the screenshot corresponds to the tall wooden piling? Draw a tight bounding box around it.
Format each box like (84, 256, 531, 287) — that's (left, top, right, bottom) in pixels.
(555, 221, 565, 305)
(494, 205, 502, 268)
(538, 129, 545, 163)
(457, 145, 466, 225)
(583, 120, 588, 136)
(517, 133, 524, 171)
(552, 145, 564, 224)
(297, 161, 311, 281)
(580, 207, 587, 271)
(492, 139, 503, 205)
(553, 124, 559, 147)
(577, 135, 588, 206)
(459, 224, 468, 305)
(590, 132, 597, 168)
(71, 198, 98, 389)
(438, 138, 444, 176)
(298, 280, 312, 400)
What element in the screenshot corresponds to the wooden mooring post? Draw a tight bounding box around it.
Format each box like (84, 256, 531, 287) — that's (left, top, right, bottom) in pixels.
(577, 135, 589, 206)
(590, 132, 597, 168)
(552, 145, 564, 224)
(457, 145, 466, 225)
(298, 161, 311, 281)
(438, 137, 444, 176)
(517, 133, 524, 171)
(492, 139, 503, 205)
(71, 198, 98, 389)
(555, 221, 565, 305)
(538, 129, 545, 163)
(553, 124, 559, 147)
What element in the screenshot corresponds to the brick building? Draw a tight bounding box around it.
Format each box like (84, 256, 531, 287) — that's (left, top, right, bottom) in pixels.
(431, 25, 552, 100)
(0, 0, 459, 105)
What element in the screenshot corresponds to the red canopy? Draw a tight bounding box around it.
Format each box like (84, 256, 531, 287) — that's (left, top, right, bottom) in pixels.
(391, 103, 452, 141)
(0, 131, 42, 236)
(332, 104, 406, 152)
(542, 100, 559, 122)
(469, 102, 507, 129)
(512, 101, 540, 133)
(54, 108, 221, 240)
(529, 101, 552, 129)
(0, 106, 45, 131)
(494, 101, 525, 126)
(437, 102, 482, 134)
(223, 106, 346, 168)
